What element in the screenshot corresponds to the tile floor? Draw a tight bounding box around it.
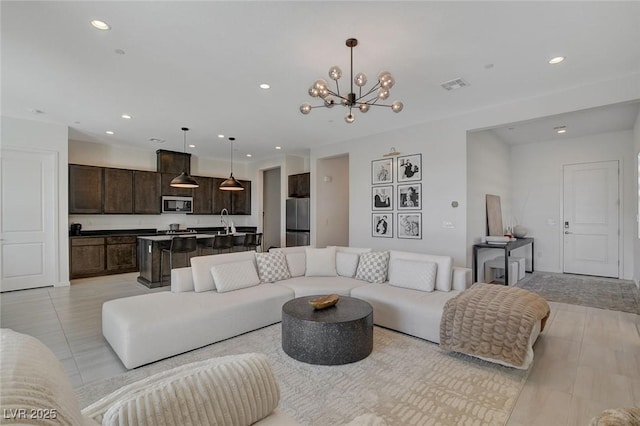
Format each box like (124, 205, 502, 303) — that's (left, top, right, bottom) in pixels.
(1, 273, 638, 425)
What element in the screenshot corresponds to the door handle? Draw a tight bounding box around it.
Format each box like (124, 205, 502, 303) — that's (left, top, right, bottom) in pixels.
(564, 231, 572, 234)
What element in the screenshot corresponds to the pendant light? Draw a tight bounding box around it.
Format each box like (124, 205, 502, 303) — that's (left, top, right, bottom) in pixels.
(219, 137, 244, 191)
(170, 127, 199, 188)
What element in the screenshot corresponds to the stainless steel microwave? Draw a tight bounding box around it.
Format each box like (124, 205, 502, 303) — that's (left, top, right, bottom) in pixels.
(162, 196, 193, 214)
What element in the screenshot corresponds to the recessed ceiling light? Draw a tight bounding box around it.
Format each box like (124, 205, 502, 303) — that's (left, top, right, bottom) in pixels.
(554, 126, 567, 134)
(189, 144, 195, 148)
(28, 108, 45, 114)
(114, 49, 125, 55)
(105, 130, 115, 135)
(218, 134, 225, 139)
(275, 146, 282, 150)
(149, 137, 165, 143)
(121, 114, 132, 119)
(246, 154, 252, 158)
(548, 56, 565, 65)
(259, 83, 270, 89)
(90, 20, 110, 30)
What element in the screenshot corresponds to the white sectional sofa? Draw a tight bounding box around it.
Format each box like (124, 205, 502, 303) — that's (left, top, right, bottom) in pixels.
(103, 246, 472, 369)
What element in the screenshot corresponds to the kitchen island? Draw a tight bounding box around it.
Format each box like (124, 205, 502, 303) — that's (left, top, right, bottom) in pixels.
(137, 233, 247, 288)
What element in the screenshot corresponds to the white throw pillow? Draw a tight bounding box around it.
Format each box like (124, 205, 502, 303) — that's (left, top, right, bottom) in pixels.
(255, 251, 291, 283)
(388, 258, 437, 292)
(210, 260, 260, 293)
(336, 252, 360, 278)
(286, 252, 306, 277)
(305, 247, 337, 277)
(355, 251, 390, 283)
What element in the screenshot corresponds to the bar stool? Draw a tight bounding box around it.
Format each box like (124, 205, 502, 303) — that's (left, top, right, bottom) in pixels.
(160, 236, 197, 286)
(211, 234, 234, 254)
(242, 233, 263, 252)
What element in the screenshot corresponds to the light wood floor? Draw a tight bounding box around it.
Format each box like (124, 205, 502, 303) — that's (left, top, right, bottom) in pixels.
(1, 273, 638, 425)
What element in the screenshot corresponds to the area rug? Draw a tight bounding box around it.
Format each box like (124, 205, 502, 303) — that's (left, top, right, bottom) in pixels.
(76, 324, 529, 425)
(517, 272, 639, 314)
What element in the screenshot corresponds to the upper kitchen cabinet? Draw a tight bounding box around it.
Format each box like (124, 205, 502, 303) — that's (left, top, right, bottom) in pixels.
(212, 178, 232, 214)
(133, 171, 161, 214)
(161, 173, 193, 197)
(288, 172, 310, 198)
(191, 175, 213, 214)
(156, 149, 191, 175)
(231, 180, 252, 215)
(103, 168, 134, 214)
(69, 164, 103, 214)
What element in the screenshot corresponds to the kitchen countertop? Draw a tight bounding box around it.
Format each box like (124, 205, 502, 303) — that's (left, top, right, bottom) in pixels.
(137, 233, 246, 242)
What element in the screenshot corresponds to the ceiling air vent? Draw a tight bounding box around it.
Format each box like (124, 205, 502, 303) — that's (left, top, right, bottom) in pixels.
(440, 78, 469, 91)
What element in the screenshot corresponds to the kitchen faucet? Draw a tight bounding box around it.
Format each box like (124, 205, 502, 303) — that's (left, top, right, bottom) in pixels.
(220, 208, 229, 234)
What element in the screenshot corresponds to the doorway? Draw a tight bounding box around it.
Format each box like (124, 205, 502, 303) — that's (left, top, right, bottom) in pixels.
(1, 149, 58, 291)
(563, 160, 620, 278)
(262, 167, 281, 249)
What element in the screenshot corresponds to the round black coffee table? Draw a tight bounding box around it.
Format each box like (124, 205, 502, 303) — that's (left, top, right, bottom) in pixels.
(281, 295, 373, 365)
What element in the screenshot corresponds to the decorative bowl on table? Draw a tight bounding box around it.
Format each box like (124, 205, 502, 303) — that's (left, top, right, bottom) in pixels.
(308, 294, 340, 310)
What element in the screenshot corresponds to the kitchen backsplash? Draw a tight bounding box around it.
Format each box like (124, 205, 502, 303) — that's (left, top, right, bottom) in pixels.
(69, 214, 255, 231)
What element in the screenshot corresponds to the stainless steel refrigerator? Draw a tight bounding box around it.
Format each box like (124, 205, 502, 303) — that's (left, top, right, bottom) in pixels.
(286, 198, 310, 247)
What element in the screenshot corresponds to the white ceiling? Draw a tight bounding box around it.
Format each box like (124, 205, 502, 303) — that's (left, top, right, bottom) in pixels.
(2, 1, 640, 161)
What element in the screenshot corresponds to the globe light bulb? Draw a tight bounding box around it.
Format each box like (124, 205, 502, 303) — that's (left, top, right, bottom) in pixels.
(300, 103, 312, 114)
(391, 101, 403, 113)
(359, 103, 370, 113)
(354, 72, 367, 87)
(313, 79, 328, 91)
(324, 97, 335, 108)
(345, 113, 355, 123)
(378, 88, 390, 100)
(308, 86, 319, 98)
(380, 74, 395, 89)
(328, 66, 342, 80)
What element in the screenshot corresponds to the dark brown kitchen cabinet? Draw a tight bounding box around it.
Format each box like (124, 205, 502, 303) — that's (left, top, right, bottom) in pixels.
(191, 176, 213, 214)
(106, 236, 138, 273)
(134, 171, 161, 214)
(212, 178, 233, 214)
(161, 173, 194, 197)
(103, 168, 134, 214)
(231, 180, 252, 215)
(288, 172, 310, 198)
(69, 165, 103, 214)
(156, 149, 191, 175)
(70, 237, 106, 278)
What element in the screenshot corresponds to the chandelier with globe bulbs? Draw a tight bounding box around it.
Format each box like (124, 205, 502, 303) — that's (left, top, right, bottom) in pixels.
(300, 38, 403, 124)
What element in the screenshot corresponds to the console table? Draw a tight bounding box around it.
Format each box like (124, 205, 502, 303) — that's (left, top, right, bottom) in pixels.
(472, 237, 534, 284)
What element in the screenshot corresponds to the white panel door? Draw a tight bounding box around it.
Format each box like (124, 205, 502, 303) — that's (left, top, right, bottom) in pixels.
(1, 149, 57, 291)
(563, 161, 619, 277)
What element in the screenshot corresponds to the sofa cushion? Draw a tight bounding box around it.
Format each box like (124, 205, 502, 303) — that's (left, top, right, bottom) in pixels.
(275, 276, 364, 297)
(388, 258, 437, 292)
(192, 252, 257, 292)
(336, 252, 360, 278)
(286, 252, 306, 277)
(0, 329, 86, 426)
(329, 246, 372, 254)
(305, 247, 337, 277)
(211, 260, 260, 293)
(99, 353, 280, 426)
(255, 251, 291, 283)
(355, 251, 390, 283)
(389, 250, 453, 291)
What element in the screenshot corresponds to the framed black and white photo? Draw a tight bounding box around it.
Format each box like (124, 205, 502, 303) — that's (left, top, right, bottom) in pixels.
(397, 154, 421, 182)
(398, 183, 421, 210)
(372, 213, 393, 238)
(397, 212, 422, 239)
(371, 158, 393, 185)
(372, 185, 393, 211)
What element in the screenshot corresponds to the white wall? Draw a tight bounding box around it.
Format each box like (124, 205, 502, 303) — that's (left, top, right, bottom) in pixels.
(633, 110, 640, 288)
(310, 73, 640, 268)
(1, 116, 70, 286)
(68, 139, 257, 231)
(263, 167, 281, 249)
(466, 131, 512, 279)
(510, 130, 635, 279)
(315, 155, 349, 248)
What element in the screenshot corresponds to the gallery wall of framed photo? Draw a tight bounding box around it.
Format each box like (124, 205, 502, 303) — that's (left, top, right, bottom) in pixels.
(371, 154, 422, 239)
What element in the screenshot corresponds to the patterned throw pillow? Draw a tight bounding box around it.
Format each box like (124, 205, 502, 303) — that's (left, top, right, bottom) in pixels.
(255, 251, 291, 283)
(355, 251, 390, 283)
